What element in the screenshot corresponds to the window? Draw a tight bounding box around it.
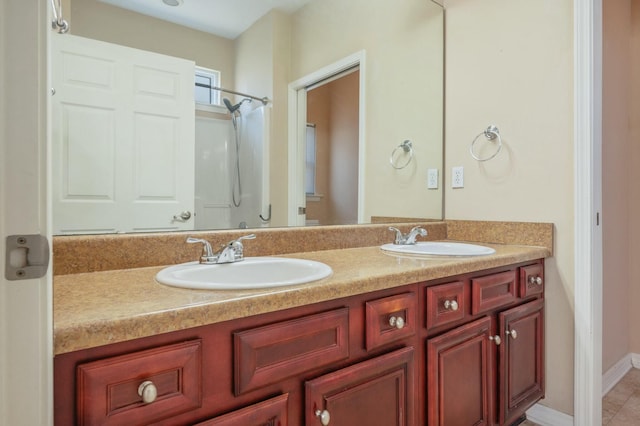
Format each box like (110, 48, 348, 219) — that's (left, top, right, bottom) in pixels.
(305, 124, 317, 195)
(194, 66, 221, 106)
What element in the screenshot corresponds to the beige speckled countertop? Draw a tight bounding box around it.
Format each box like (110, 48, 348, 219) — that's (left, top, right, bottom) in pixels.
(54, 241, 550, 355)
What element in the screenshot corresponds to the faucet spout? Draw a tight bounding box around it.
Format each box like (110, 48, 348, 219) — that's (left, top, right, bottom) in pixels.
(388, 226, 427, 245)
(186, 234, 256, 264)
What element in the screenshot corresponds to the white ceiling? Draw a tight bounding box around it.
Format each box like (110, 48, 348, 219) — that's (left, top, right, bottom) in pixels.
(99, 0, 312, 39)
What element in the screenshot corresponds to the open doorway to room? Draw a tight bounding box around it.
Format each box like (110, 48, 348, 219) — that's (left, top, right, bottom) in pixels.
(304, 68, 359, 226)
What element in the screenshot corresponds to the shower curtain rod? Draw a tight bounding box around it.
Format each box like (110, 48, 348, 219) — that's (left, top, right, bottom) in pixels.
(196, 83, 270, 105)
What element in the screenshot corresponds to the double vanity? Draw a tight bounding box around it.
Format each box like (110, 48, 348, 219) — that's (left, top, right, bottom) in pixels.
(53, 221, 552, 426)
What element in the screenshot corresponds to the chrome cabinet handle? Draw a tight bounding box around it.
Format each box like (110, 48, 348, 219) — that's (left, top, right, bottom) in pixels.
(489, 335, 502, 345)
(528, 275, 543, 285)
(315, 409, 331, 425)
(137, 380, 158, 404)
(389, 316, 405, 330)
(506, 329, 518, 339)
(443, 299, 459, 311)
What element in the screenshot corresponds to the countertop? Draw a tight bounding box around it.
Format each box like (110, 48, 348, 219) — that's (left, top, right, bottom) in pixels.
(54, 242, 550, 355)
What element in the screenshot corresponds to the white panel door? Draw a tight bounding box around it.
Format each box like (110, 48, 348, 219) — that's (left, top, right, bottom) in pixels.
(51, 34, 195, 234)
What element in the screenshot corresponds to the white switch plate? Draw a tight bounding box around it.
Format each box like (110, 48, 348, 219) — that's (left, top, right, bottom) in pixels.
(427, 169, 438, 189)
(452, 166, 464, 188)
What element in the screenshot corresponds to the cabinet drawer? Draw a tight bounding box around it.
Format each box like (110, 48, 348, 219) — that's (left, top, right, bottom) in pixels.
(76, 339, 202, 426)
(195, 393, 289, 426)
(365, 292, 416, 350)
(520, 263, 544, 298)
(234, 308, 349, 395)
(426, 281, 465, 329)
(471, 270, 517, 315)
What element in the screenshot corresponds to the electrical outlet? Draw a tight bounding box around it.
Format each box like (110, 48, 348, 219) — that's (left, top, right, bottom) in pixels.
(427, 169, 439, 189)
(452, 166, 464, 188)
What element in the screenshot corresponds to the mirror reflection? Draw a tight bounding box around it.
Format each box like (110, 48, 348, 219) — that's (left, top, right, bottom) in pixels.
(51, 0, 443, 234)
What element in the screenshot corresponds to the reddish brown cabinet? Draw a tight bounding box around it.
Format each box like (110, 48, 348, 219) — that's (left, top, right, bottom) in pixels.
(426, 317, 493, 426)
(306, 347, 415, 426)
(55, 259, 544, 426)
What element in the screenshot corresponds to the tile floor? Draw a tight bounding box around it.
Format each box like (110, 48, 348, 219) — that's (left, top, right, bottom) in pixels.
(521, 367, 640, 426)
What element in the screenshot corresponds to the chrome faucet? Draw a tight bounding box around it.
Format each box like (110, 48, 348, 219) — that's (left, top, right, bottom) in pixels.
(187, 234, 256, 264)
(389, 226, 427, 245)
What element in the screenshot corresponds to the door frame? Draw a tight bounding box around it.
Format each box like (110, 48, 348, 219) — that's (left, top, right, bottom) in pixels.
(574, 0, 603, 424)
(287, 51, 366, 226)
(0, 0, 53, 424)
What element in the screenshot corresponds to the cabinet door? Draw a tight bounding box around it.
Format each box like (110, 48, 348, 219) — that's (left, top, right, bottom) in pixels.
(194, 394, 288, 426)
(498, 298, 544, 425)
(305, 347, 414, 426)
(426, 316, 493, 426)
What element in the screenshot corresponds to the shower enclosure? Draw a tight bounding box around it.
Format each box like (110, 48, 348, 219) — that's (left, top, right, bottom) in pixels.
(194, 103, 270, 230)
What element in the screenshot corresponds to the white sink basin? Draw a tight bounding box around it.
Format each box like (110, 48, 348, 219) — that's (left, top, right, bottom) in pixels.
(381, 241, 496, 257)
(155, 257, 333, 290)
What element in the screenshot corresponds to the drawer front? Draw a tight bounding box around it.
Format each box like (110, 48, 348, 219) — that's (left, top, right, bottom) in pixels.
(471, 270, 518, 315)
(365, 292, 416, 350)
(426, 281, 465, 329)
(520, 263, 544, 298)
(76, 339, 202, 426)
(234, 308, 349, 395)
(195, 393, 289, 426)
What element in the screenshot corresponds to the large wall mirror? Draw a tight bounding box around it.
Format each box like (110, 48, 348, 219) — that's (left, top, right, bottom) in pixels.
(51, 0, 443, 235)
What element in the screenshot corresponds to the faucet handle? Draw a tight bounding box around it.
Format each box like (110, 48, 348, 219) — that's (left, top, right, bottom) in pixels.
(227, 234, 256, 260)
(389, 227, 404, 245)
(186, 237, 216, 263)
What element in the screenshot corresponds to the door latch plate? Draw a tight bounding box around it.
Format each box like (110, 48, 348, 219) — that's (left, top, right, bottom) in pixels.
(5, 234, 50, 280)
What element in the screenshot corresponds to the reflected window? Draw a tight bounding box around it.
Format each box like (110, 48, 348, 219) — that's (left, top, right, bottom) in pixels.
(305, 124, 317, 195)
(194, 66, 221, 106)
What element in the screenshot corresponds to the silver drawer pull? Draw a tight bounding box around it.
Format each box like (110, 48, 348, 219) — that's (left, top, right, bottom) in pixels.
(443, 299, 459, 311)
(528, 275, 543, 285)
(489, 335, 502, 346)
(315, 409, 331, 425)
(389, 316, 405, 330)
(506, 329, 518, 339)
(137, 380, 158, 404)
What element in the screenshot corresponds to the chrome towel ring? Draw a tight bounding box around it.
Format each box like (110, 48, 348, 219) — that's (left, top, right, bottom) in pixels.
(390, 140, 414, 169)
(470, 125, 502, 162)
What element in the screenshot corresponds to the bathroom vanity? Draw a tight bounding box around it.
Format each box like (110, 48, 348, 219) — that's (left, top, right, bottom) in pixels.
(53, 230, 549, 426)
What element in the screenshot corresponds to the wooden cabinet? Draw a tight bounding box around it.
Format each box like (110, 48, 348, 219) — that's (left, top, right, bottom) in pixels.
(55, 259, 544, 426)
(498, 298, 545, 425)
(306, 347, 415, 426)
(426, 265, 545, 426)
(426, 317, 493, 426)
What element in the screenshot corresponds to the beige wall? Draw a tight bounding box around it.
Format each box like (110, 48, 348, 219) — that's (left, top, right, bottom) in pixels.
(68, 0, 235, 84)
(234, 10, 291, 227)
(443, 0, 574, 416)
(602, 0, 632, 372)
(630, 1, 640, 355)
(291, 0, 444, 221)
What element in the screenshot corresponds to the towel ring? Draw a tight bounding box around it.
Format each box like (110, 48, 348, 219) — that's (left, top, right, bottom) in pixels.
(470, 125, 502, 162)
(390, 140, 414, 169)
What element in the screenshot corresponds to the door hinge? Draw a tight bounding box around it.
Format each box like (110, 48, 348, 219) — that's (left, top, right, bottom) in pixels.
(5, 234, 50, 280)
(298, 207, 306, 215)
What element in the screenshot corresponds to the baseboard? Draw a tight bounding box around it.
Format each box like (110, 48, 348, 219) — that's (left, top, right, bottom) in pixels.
(603, 353, 633, 396)
(526, 403, 574, 426)
(632, 353, 640, 369)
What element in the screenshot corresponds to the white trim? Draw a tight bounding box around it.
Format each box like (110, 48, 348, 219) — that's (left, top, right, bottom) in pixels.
(287, 51, 366, 226)
(602, 354, 633, 396)
(573, 0, 603, 425)
(632, 354, 640, 369)
(526, 403, 574, 426)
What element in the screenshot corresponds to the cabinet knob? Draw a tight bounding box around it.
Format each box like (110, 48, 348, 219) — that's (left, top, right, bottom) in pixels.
(389, 316, 405, 330)
(528, 275, 543, 286)
(506, 329, 518, 339)
(489, 335, 502, 345)
(315, 409, 331, 425)
(137, 380, 158, 404)
(443, 299, 459, 311)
